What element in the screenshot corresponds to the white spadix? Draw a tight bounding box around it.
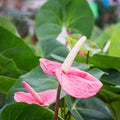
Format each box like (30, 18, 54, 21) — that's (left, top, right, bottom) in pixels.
(61, 36, 86, 73)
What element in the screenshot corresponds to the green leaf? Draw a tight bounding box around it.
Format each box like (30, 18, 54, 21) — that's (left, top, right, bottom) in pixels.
(99, 69, 120, 96)
(0, 76, 16, 94)
(110, 101, 120, 120)
(66, 96, 113, 120)
(36, 39, 68, 59)
(108, 24, 120, 57)
(98, 88, 120, 120)
(36, 0, 94, 40)
(88, 68, 105, 79)
(95, 25, 115, 49)
(1, 102, 63, 120)
(0, 27, 38, 72)
(0, 54, 22, 78)
(90, 54, 120, 70)
(0, 17, 19, 36)
(72, 63, 90, 71)
(0, 93, 6, 108)
(90, 26, 102, 41)
(98, 88, 120, 103)
(101, 69, 120, 86)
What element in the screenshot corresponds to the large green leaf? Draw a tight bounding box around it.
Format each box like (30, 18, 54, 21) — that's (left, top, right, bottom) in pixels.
(101, 69, 120, 86)
(95, 25, 115, 49)
(1, 102, 63, 120)
(36, 0, 94, 40)
(0, 76, 16, 94)
(76, 54, 120, 70)
(98, 88, 120, 103)
(76, 54, 120, 69)
(98, 89, 120, 120)
(0, 93, 6, 108)
(0, 17, 19, 36)
(108, 24, 120, 57)
(36, 39, 68, 59)
(110, 101, 120, 120)
(66, 96, 113, 120)
(90, 54, 120, 70)
(88, 68, 105, 79)
(0, 54, 21, 78)
(0, 27, 38, 72)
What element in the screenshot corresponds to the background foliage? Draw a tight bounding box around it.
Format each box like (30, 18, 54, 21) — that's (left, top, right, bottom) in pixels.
(0, 0, 120, 120)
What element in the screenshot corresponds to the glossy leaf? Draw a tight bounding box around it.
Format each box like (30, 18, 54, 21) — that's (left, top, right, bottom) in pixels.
(0, 76, 16, 94)
(0, 27, 38, 72)
(90, 54, 120, 70)
(0, 54, 21, 78)
(0, 93, 6, 108)
(88, 68, 105, 79)
(101, 69, 120, 86)
(110, 101, 120, 120)
(36, 0, 94, 40)
(90, 26, 102, 41)
(0, 17, 19, 36)
(95, 25, 115, 49)
(1, 102, 63, 120)
(36, 39, 68, 59)
(98, 89, 120, 103)
(108, 23, 120, 57)
(66, 96, 113, 120)
(76, 54, 120, 70)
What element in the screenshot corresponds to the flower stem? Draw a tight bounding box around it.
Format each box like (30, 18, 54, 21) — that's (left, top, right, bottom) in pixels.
(86, 51, 90, 64)
(54, 84, 61, 120)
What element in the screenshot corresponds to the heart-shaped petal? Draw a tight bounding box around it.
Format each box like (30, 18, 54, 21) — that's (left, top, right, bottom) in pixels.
(40, 58, 62, 76)
(55, 69, 102, 98)
(14, 90, 57, 106)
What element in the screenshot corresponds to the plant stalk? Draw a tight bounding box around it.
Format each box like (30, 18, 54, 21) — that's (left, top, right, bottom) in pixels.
(54, 84, 61, 120)
(86, 51, 90, 64)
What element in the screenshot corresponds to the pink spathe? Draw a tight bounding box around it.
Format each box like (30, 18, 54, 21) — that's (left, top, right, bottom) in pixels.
(40, 58, 62, 76)
(40, 58, 103, 98)
(14, 81, 57, 106)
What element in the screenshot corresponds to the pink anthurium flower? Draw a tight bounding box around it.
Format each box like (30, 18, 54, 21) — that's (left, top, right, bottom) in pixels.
(40, 58, 102, 98)
(40, 36, 103, 98)
(14, 81, 57, 106)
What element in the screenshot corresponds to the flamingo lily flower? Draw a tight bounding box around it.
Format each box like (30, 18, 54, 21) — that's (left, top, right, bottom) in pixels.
(40, 36, 103, 98)
(14, 81, 57, 106)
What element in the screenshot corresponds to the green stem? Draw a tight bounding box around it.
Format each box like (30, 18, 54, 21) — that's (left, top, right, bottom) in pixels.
(65, 111, 71, 120)
(60, 97, 66, 118)
(86, 51, 90, 64)
(54, 84, 61, 120)
(109, 103, 117, 120)
(60, 98, 64, 118)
